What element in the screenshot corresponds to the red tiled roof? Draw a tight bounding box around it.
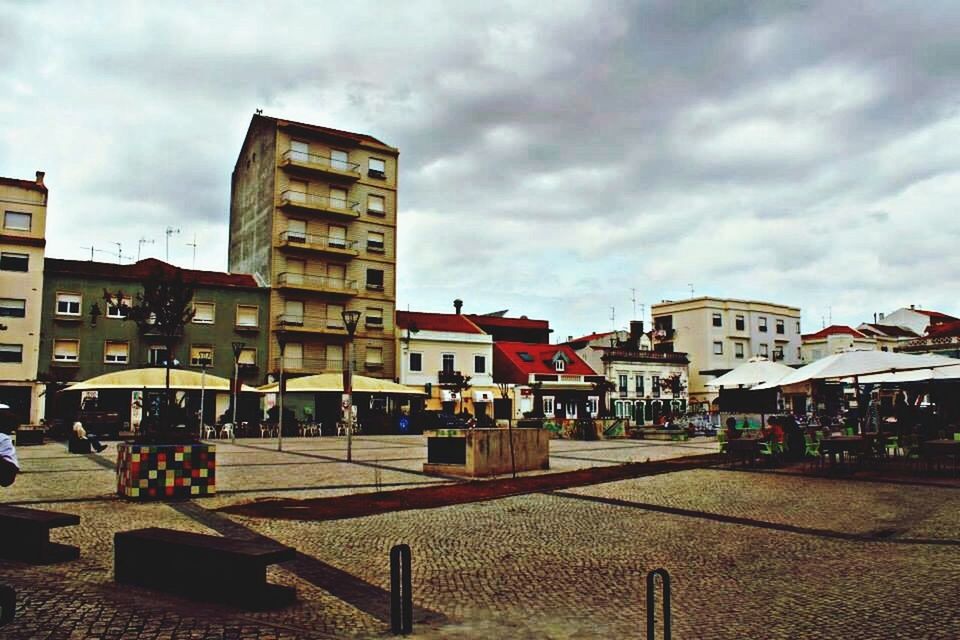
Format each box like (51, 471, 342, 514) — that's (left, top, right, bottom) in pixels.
(858, 323, 919, 339)
(0, 175, 46, 193)
(801, 325, 867, 340)
(465, 314, 550, 330)
(44, 258, 259, 289)
(396, 311, 484, 334)
(567, 331, 616, 344)
(924, 320, 960, 339)
(494, 341, 597, 376)
(913, 309, 960, 323)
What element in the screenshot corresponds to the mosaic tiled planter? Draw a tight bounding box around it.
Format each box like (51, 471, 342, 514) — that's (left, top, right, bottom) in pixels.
(116, 443, 216, 500)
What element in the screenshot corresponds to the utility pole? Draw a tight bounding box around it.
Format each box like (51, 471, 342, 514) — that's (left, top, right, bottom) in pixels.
(137, 237, 155, 261)
(186, 234, 198, 269)
(81, 246, 94, 261)
(165, 226, 180, 262)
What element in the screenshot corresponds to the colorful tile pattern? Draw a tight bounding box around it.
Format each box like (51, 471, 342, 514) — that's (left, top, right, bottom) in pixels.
(116, 443, 216, 499)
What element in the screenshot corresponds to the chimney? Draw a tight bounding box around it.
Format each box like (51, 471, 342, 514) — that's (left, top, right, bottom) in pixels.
(35, 171, 45, 187)
(910, 304, 915, 310)
(873, 313, 877, 323)
(567, 335, 573, 342)
(453, 299, 463, 315)
(630, 320, 644, 348)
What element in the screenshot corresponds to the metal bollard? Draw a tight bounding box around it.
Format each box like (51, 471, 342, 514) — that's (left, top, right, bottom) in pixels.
(390, 544, 413, 635)
(0, 584, 15, 626)
(646, 568, 671, 640)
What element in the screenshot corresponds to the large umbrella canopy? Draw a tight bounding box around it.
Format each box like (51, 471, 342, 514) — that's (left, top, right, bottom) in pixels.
(64, 367, 259, 392)
(257, 372, 426, 395)
(855, 363, 960, 384)
(753, 351, 960, 390)
(705, 357, 795, 389)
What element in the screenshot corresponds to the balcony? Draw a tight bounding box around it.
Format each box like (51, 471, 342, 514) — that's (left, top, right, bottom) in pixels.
(270, 356, 342, 374)
(601, 349, 689, 365)
(280, 149, 361, 181)
(275, 272, 358, 296)
(437, 370, 464, 385)
(275, 313, 349, 337)
(277, 231, 359, 258)
(279, 190, 360, 219)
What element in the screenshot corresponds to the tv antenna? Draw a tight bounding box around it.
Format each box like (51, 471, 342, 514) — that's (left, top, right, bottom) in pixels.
(688, 283, 695, 297)
(631, 288, 637, 319)
(165, 226, 180, 262)
(112, 242, 124, 265)
(610, 306, 616, 332)
(137, 237, 155, 261)
(186, 234, 198, 268)
(80, 245, 95, 261)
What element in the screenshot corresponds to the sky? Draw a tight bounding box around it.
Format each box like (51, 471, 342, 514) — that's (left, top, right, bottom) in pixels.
(2, 0, 959, 343)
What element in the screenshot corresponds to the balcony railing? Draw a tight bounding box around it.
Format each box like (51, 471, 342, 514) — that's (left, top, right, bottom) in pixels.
(276, 313, 349, 335)
(278, 231, 359, 255)
(276, 272, 358, 294)
(271, 356, 343, 373)
(279, 190, 360, 217)
(437, 369, 463, 384)
(280, 149, 361, 179)
(601, 349, 688, 364)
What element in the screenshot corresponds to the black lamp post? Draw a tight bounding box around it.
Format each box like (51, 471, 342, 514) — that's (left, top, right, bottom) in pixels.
(341, 309, 361, 462)
(231, 341, 245, 444)
(276, 330, 289, 452)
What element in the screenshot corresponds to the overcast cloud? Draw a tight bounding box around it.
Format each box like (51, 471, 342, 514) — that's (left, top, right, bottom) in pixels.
(2, 0, 959, 341)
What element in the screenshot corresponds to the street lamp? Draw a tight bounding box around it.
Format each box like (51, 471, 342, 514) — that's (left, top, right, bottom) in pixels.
(341, 309, 361, 462)
(231, 341, 245, 444)
(197, 356, 210, 440)
(276, 330, 289, 452)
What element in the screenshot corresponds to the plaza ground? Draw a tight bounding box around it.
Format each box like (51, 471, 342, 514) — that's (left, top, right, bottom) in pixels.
(1, 435, 958, 639)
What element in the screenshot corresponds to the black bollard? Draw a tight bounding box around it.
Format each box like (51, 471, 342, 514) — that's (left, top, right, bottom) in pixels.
(0, 584, 15, 626)
(390, 544, 412, 635)
(645, 568, 671, 640)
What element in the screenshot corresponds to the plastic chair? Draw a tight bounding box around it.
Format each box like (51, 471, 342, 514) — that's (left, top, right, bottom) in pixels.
(717, 430, 728, 455)
(953, 433, 960, 442)
(203, 425, 216, 439)
(219, 423, 234, 439)
(884, 435, 900, 457)
(260, 423, 275, 438)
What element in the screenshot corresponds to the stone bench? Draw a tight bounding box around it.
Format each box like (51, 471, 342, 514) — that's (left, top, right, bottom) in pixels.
(67, 436, 91, 454)
(114, 527, 297, 609)
(0, 505, 80, 564)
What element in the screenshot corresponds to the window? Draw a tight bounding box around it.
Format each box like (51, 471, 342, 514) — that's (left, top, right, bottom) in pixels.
(517, 352, 534, 362)
(282, 300, 304, 326)
(735, 342, 744, 359)
(327, 304, 344, 328)
(290, 140, 309, 163)
(367, 231, 385, 252)
(56, 292, 82, 316)
(776, 319, 785, 334)
(329, 187, 348, 210)
(587, 396, 599, 418)
(325, 344, 342, 368)
(366, 307, 384, 328)
(712, 312, 722, 327)
(190, 345, 213, 367)
(328, 225, 347, 248)
(735, 315, 745, 331)
(365, 346, 383, 366)
(3, 211, 31, 231)
(53, 339, 79, 362)
(409, 352, 422, 372)
(238, 347, 257, 366)
(442, 353, 455, 373)
(0, 252, 29, 272)
(287, 219, 307, 243)
(758, 317, 768, 332)
(368, 157, 386, 179)
(651, 376, 660, 398)
(474, 355, 486, 374)
(773, 346, 784, 361)
(104, 341, 129, 364)
(283, 342, 304, 369)
(635, 375, 644, 395)
(759, 343, 769, 357)
(0, 298, 25, 317)
(0, 344, 23, 362)
(366, 268, 384, 290)
(713, 341, 723, 355)
(287, 178, 308, 203)
(105, 295, 130, 319)
(618, 374, 628, 395)
(367, 194, 385, 215)
(542, 396, 555, 417)
(148, 345, 168, 365)
(192, 302, 215, 324)
(555, 358, 565, 372)
(236, 305, 259, 328)
(330, 149, 349, 171)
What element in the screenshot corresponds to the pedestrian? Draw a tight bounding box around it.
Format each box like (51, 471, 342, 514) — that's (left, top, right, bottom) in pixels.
(72, 421, 107, 453)
(0, 425, 19, 487)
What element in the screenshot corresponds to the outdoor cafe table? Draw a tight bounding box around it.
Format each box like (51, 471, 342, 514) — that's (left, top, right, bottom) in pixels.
(819, 436, 870, 467)
(726, 437, 762, 465)
(920, 439, 960, 473)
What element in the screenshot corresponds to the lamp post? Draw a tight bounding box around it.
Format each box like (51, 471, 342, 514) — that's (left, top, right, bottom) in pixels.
(276, 330, 288, 452)
(198, 357, 210, 440)
(231, 341, 245, 444)
(341, 309, 361, 462)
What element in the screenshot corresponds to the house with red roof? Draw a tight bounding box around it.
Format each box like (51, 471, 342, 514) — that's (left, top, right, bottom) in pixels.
(493, 341, 603, 420)
(800, 325, 877, 362)
(875, 306, 959, 337)
(897, 320, 960, 359)
(395, 310, 496, 419)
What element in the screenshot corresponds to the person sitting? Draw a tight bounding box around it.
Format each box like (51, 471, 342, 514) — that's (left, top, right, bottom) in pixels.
(72, 421, 107, 453)
(725, 416, 742, 440)
(761, 416, 785, 445)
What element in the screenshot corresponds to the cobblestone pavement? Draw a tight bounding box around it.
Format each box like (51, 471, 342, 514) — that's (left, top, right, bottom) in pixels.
(2, 437, 958, 638)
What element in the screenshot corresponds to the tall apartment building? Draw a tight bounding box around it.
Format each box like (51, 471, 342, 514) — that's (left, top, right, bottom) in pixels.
(228, 114, 398, 380)
(0, 171, 48, 423)
(651, 297, 802, 409)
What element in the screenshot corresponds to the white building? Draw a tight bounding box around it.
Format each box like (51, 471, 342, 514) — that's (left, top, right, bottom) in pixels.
(875, 306, 958, 336)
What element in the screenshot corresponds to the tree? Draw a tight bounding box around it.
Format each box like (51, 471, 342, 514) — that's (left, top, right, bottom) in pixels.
(444, 372, 472, 415)
(105, 266, 195, 441)
(590, 378, 616, 418)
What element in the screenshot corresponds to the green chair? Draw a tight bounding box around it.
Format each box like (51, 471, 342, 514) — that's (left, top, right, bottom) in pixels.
(803, 434, 821, 470)
(885, 435, 900, 457)
(717, 430, 728, 455)
(953, 433, 960, 442)
(844, 427, 855, 436)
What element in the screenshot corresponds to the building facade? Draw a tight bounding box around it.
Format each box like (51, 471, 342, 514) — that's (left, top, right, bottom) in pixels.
(800, 325, 877, 362)
(651, 297, 802, 409)
(228, 113, 398, 381)
(875, 306, 958, 336)
(38, 258, 268, 427)
(0, 171, 48, 423)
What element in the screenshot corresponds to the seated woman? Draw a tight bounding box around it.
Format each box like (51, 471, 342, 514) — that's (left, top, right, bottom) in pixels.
(72, 421, 107, 453)
(761, 416, 785, 445)
(725, 416, 742, 440)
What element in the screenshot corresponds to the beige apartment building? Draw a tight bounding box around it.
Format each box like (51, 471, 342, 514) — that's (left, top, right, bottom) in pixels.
(651, 297, 802, 409)
(0, 171, 48, 423)
(228, 114, 398, 379)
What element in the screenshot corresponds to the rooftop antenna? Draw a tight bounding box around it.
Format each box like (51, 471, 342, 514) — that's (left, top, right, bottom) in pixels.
(112, 242, 123, 265)
(80, 245, 94, 261)
(186, 234, 198, 268)
(137, 237, 155, 261)
(828, 306, 832, 325)
(688, 283, 695, 297)
(631, 288, 637, 319)
(610, 306, 616, 332)
(165, 226, 180, 262)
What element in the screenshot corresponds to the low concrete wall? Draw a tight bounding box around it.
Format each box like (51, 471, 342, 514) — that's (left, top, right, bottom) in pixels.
(424, 428, 550, 477)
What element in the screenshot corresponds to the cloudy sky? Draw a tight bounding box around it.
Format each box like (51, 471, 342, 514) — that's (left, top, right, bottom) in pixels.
(2, 1, 959, 342)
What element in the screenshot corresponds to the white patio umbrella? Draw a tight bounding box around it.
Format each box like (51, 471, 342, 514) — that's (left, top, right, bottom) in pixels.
(63, 367, 259, 392)
(257, 372, 426, 395)
(705, 357, 795, 389)
(855, 363, 960, 384)
(0, 403, 9, 410)
(753, 351, 960, 390)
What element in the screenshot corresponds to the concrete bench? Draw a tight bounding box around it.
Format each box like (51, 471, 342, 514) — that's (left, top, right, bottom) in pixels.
(114, 527, 296, 609)
(67, 436, 92, 454)
(14, 428, 43, 446)
(0, 505, 80, 564)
